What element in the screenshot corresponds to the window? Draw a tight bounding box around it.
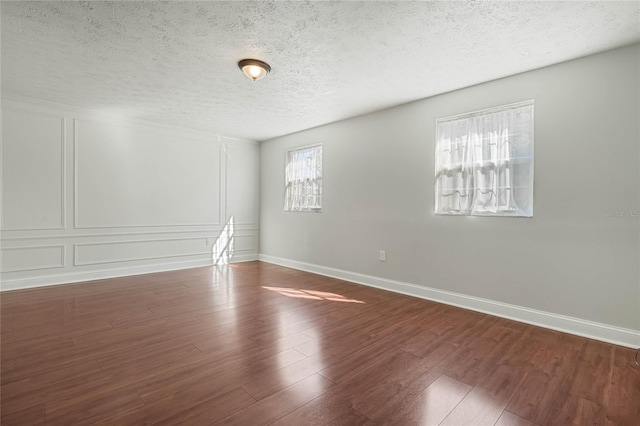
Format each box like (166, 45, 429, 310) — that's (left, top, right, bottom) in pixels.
(434, 101, 534, 217)
(284, 144, 322, 211)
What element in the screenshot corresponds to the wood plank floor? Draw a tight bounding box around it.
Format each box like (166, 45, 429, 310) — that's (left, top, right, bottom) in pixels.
(1, 261, 638, 425)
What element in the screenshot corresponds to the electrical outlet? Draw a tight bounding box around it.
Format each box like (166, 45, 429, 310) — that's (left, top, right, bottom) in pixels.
(379, 250, 386, 261)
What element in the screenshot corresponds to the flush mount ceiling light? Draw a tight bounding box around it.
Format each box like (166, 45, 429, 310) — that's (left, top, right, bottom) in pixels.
(238, 59, 271, 81)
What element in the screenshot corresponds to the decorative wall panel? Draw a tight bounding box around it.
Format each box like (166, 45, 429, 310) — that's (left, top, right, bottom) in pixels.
(1, 245, 65, 272)
(2, 109, 65, 230)
(74, 238, 211, 266)
(75, 119, 222, 228)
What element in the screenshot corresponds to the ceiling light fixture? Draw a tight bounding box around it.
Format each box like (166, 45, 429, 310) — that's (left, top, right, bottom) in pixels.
(238, 59, 271, 81)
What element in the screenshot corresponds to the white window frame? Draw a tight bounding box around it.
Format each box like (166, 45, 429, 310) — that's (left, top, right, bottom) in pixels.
(284, 144, 322, 212)
(434, 100, 534, 217)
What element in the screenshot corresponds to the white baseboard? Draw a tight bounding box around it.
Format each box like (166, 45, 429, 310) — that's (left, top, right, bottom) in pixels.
(229, 254, 261, 263)
(0, 255, 259, 291)
(259, 254, 640, 349)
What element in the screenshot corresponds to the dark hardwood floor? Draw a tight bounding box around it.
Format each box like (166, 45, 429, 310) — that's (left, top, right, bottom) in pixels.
(1, 261, 638, 425)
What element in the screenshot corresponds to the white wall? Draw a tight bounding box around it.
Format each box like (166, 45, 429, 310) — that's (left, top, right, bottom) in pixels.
(1, 96, 260, 290)
(260, 44, 640, 347)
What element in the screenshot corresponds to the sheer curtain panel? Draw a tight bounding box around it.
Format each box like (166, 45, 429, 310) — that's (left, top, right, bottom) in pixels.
(435, 101, 534, 217)
(284, 144, 322, 212)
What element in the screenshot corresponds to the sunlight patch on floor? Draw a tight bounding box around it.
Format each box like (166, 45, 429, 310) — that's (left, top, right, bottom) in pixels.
(261, 286, 365, 304)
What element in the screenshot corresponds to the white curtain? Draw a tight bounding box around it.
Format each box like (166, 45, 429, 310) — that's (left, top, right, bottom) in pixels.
(435, 102, 533, 216)
(284, 144, 322, 211)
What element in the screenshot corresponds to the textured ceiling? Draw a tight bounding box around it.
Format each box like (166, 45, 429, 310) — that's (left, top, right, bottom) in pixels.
(2, 1, 639, 141)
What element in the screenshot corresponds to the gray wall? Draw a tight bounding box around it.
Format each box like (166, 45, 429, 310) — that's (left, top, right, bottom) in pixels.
(260, 44, 640, 332)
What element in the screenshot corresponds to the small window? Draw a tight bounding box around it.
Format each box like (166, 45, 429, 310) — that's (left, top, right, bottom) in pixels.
(435, 101, 534, 217)
(284, 144, 322, 212)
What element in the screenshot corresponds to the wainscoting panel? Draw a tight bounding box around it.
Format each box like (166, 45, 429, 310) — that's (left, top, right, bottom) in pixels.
(1, 245, 66, 272)
(74, 238, 212, 266)
(225, 142, 259, 227)
(229, 233, 257, 253)
(1, 108, 65, 231)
